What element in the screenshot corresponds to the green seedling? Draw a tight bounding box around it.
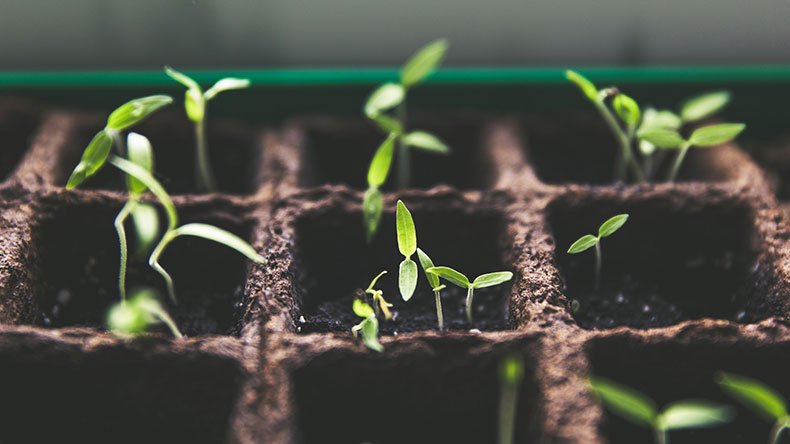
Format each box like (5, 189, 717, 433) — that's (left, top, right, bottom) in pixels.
(365, 39, 451, 189)
(426, 266, 513, 324)
(396, 200, 418, 301)
(107, 288, 183, 338)
(567, 214, 629, 290)
(165, 66, 250, 192)
(365, 270, 394, 320)
(363, 134, 396, 241)
(590, 376, 733, 444)
(351, 298, 383, 352)
(717, 372, 790, 444)
(498, 354, 525, 444)
(417, 248, 447, 331)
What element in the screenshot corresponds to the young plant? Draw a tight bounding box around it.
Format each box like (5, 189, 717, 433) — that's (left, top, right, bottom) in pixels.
(351, 298, 383, 352)
(498, 354, 525, 444)
(717, 372, 790, 444)
(365, 270, 394, 320)
(426, 266, 513, 324)
(363, 134, 396, 241)
(396, 200, 418, 301)
(417, 248, 447, 331)
(590, 376, 733, 444)
(165, 66, 250, 192)
(107, 288, 183, 338)
(365, 39, 451, 189)
(567, 214, 629, 290)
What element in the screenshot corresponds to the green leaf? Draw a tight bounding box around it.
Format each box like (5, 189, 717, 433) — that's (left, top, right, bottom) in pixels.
(363, 188, 383, 243)
(565, 70, 599, 102)
(361, 317, 383, 352)
(638, 128, 685, 149)
(396, 200, 417, 257)
(367, 134, 396, 188)
(589, 377, 658, 428)
(126, 132, 155, 195)
(66, 129, 113, 189)
(399, 258, 418, 301)
(499, 355, 525, 385)
(613, 94, 641, 127)
(353, 298, 375, 318)
(402, 131, 450, 154)
(364, 83, 405, 118)
(164, 66, 200, 91)
(641, 108, 682, 131)
(371, 114, 403, 134)
(400, 38, 448, 87)
(425, 266, 470, 289)
(170, 223, 265, 264)
(472, 271, 513, 289)
(681, 91, 731, 122)
(659, 401, 733, 431)
(367, 270, 387, 291)
(416, 248, 440, 289)
(131, 203, 160, 256)
(688, 123, 745, 147)
(204, 77, 250, 101)
(108, 156, 178, 230)
(568, 234, 598, 254)
(106, 95, 173, 131)
(598, 214, 629, 238)
(717, 372, 787, 421)
(107, 293, 150, 335)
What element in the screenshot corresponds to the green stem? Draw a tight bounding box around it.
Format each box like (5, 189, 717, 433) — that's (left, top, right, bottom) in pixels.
(148, 304, 184, 339)
(434, 289, 444, 331)
(112, 131, 127, 157)
(149, 230, 177, 303)
(667, 142, 691, 182)
(114, 200, 137, 302)
(498, 380, 518, 444)
(396, 101, 410, 189)
(655, 426, 668, 444)
(594, 101, 645, 183)
(195, 118, 217, 192)
(594, 241, 602, 290)
(769, 419, 787, 444)
(466, 286, 475, 324)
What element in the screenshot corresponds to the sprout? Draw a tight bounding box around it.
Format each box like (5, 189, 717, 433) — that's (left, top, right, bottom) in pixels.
(717, 372, 790, 444)
(165, 66, 250, 192)
(363, 134, 396, 241)
(364, 39, 451, 189)
(498, 354, 525, 444)
(567, 214, 629, 290)
(590, 376, 733, 444)
(107, 288, 183, 338)
(351, 299, 383, 352)
(365, 270, 394, 320)
(417, 248, 447, 331)
(426, 266, 513, 324)
(395, 200, 418, 302)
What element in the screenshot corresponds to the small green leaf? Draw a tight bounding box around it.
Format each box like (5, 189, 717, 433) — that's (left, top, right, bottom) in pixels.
(370, 114, 403, 134)
(353, 298, 375, 318)
(416, 248, 440, 289)
(681, 91, 731, 122)
(367, 270, 387, 291)
(589, 377, 658, 428)
(131, 203, 160, 256)
(126, 132, 155, 195)
(107, 293, 150, 335)
(499, 355, 525, 385)
(568, 234, 598, 254)
(401, 38, 448, 87)
(164, 66, 200, 91)
(717, 372, 788, 421)
(402, 131, 450, 154)
(399, 258, 418, 301)
(472, 271, 513, 289)
(170, 223, 265, 264)
(66, 129, 113, 189)
(641, 108, 682, 131)
(396, 200, 417, 257)
(598, 214, 629, 238)
(361, 317, 383, 352)
(363, 188, 383, 243)
(613, 94, 641, 127)
(108, 156, 178, 230)
(204, 77, 250, 101)
(364, 83, 405, 118)
(688, 123, 745, 147)
(660, 401, 733, 431)
(565, 70, 599, 102)
(425, 266, 470, 289)
(106, 95, 173, 131)
(367, 134, 396, 188)
(638, 128, 686, 149)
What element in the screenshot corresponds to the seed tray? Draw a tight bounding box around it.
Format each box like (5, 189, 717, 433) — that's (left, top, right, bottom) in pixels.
(0, 96, 787, 443)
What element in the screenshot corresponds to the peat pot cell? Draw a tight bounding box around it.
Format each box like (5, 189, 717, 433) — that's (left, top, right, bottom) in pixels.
(58, 111, 260, 194)
(296, 118, 494, 190)
(0, 100, 43, 182)
(751, 138, 790, 200)
(0, 342, 243, 444)
(292, 343, 539, 444)
(293, 205, 512, 334)
(589, 337, 790, 444)
(32, 203, 254, 336)
(523, 115, 740, 185)
(547, 196, 771, 329)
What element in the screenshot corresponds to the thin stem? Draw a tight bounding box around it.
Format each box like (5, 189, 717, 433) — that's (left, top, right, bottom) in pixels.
(667, 143, 691, 182)
(434, 289, 444, 331)
(769, 419, 787, 444)
(594, 101, 645, 183)
(149, 230, 177, 303)
(195, 118, 217, 192)
(655, 426, 668, 444)
(396, 101, 410, 189)
(114, 200, 137, 302)
(466, 286, 475, 324)
(498, 380, 518, 444)
(148, 304, 184, 339)
(594, 241, 602, 290)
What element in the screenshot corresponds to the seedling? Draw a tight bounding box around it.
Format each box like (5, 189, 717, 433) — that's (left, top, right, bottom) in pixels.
(165, 66, 250, 192)
(717, 372, 790, 444)
(351, 298, 383, 352)
(417, 248, 447, 331)
(567, 214, 629, 290)
(498, 354, 525, 444)
(396, 200, 418, 301)
(426, 266, 513, 324)
(363, 134, 396, 241)
(590, 376, 733, 444)
(365, 270, 394, 320)
(107, 288, 183, 338)
(365, 39, 451, 189)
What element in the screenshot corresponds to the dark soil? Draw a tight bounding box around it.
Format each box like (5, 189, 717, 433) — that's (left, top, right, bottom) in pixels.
(748, 136, 790, 199)
(0, 99, 43, 182)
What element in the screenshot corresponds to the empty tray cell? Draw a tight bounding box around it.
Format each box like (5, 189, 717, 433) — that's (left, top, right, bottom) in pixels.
(0, 337, 244, 444)
(547, 193, 776, 329)
(588, 336, 790, 444)
(30, 199, 256, 336)
(0, 100, 44, 182)
(291, 339, 540, 443)
(523, 114, 746, 185)
(295, 117, 495, 190)
(292, 200, 513, 333)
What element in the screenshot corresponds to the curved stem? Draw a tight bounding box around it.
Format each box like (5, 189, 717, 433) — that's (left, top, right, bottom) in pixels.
(667, 143, 691, 183)
(434, 289, 444, 331)
(769, 419, 787, 444)
(396, 101, 410, 189)
(195, 118, 217, 192)
(466, 286, 475, 324)
(594, 241, 602, 290)
(149, 230, 177, 303)
(147, 304, 184, 339)
(655, 426, 668, 444)
(594, 101, 645, 183)
(114, 200, 137, 302)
